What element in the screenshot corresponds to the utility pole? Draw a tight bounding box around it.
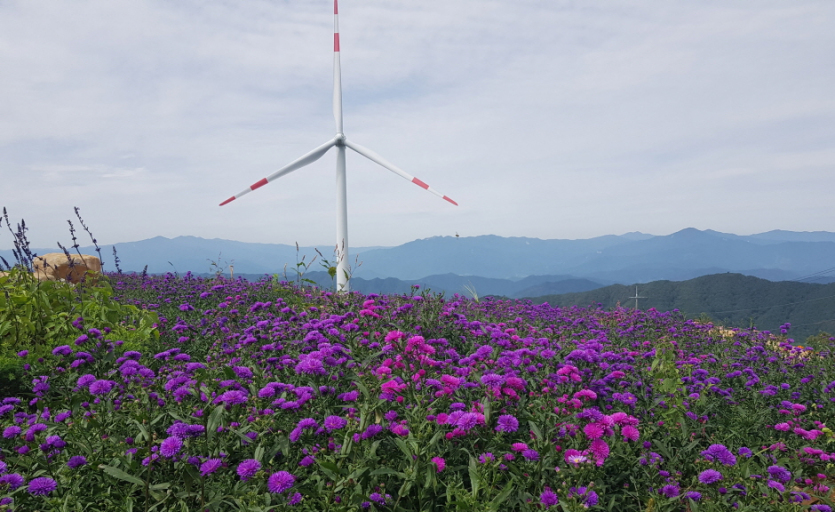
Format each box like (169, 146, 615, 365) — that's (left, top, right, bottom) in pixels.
(628, 285, 646, 310)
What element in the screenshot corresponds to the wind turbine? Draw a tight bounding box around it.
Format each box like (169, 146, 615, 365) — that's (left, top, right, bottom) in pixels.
(219, 0, 458, 292)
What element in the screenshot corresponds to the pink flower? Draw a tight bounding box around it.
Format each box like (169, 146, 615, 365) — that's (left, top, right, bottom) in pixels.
(774, 423, 790, 431)
(622, 425, 640, 442)
(583, 423, 605, 439)
(589, 439, 610, 466)
(573, 389, 597, 401)
(511, 443, 529, 452)
(431, 457, 445, 472)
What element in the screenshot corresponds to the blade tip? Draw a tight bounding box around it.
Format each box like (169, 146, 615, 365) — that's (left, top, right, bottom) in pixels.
(219, 197, 235, 206)
(444, 196, 458, 206)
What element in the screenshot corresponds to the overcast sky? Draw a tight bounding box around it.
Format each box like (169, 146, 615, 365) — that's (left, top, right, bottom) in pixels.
(1, 0, 834, 251)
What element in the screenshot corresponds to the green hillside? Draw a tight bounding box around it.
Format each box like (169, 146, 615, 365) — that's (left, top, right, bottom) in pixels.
(523, 273, 835, 342)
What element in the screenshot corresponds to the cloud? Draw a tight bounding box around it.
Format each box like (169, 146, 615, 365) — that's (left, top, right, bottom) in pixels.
(1, 0, 834, 250)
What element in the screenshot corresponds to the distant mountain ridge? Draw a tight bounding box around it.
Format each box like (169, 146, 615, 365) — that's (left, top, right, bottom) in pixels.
(3, 228, 835, 285)
(229, 271, 606, 299)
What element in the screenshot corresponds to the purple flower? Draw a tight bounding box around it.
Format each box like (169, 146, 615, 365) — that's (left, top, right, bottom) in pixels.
(455, 412, 480, 431)
(540, 489, 558, 508)
(685, 491, 702, 501)
(160, 437, 183, 457)
(324, 415, 347, 432)
(767, 480, 785, 493)
(215, 390, 248, 405)
(67, 456, 87, 469)
(77, 374, 96, 388)
(0, 473, 23, 490)
(200, 458, 223, 476)
(738, 447, 752, 458)
(268, 471, 296, 493)
(27, 477, 57, 495)
(52, 345, 72, 356)
(698, 469, 723, 484)
(767, 465, 791, 483)
(288, 492, 303, 505)
(17, 350, 28, 358)
(479, 452, 495, 464)
(3, 426, 20, 439)
(89, 380, 115, 395)
(660, 485, 680, 498)
(701, 444, 736, 466)
(299, 456, 316, 467)
(237, 459, 261, 481)
(495, 414, 519, 433)
(522, 449, 540, 461)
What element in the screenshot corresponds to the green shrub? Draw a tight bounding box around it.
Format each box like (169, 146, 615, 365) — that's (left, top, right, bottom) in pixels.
(0, 267, 159, 393)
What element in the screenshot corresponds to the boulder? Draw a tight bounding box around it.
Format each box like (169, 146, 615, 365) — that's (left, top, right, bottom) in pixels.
(33, 253, 101, 284)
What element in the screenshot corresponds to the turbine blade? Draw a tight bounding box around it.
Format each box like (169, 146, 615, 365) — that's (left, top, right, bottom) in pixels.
(345, 139, 458, 206)
(333, 0, 343, 133)
(219, 139, 336, 206)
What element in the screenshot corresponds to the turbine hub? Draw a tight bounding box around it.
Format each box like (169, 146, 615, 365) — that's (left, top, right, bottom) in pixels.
(335, 133, 346, 146)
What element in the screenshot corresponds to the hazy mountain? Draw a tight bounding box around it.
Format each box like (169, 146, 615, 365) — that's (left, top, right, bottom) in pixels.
(523, 273, 835, 342)
(4, 228, 835, 285)
(226, 271, 605, 299)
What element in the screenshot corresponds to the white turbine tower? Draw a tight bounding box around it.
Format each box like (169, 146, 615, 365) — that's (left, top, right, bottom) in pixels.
(219, 0, 458, 292)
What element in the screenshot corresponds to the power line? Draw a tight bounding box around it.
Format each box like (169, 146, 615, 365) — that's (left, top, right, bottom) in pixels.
(628, 286, 646, 310)
(793, 266, 835, 283)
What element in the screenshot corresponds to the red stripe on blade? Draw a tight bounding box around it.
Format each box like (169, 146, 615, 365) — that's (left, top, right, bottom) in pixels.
(250, 178, 268, 190)
(334, 0, 338, 14)
(412, 177, 429, 189)
(334, 33, 340, 52)
(219, 196, 236, 206)
(443, 196, 458, 206)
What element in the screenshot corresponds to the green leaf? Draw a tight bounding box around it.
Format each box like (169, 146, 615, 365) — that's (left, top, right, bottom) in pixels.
(370, 467, 405, 478)
(206, 405, 225, 442)
(100, 464, 144, 486)
(468, 456, 480, 499)
(487, 478, 514, 511)
(394, 438, 412, 458)
(319, 461, 343, 476)
(529, 420, 543, 441)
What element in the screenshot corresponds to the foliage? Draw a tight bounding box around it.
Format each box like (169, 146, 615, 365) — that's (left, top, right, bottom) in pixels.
(0, 273, 833, 510)
(0, 267, 158, 392)
(527, 273, 835, 342)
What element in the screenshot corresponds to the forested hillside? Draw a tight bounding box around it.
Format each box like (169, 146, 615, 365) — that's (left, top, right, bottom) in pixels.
(525, 273, 835, 341)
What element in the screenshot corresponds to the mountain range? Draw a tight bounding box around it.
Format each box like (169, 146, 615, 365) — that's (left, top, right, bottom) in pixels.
(3, 228, 835, 289)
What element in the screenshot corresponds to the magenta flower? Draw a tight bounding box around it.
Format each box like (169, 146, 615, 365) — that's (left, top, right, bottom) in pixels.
(431, 457, 446, 472)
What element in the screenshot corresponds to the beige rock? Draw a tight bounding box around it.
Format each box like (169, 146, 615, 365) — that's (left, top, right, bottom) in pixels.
(33, 253, 101, 284)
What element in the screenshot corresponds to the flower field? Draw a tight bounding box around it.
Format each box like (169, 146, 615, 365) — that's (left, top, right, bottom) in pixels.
(1, 271, 835, 511)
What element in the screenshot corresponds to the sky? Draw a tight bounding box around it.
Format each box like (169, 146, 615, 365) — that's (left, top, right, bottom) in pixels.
(1, 0, 834, 251)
